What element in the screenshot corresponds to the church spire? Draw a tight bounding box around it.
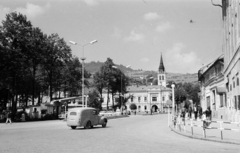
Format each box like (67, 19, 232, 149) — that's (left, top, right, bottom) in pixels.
(158, 53, 165, 73)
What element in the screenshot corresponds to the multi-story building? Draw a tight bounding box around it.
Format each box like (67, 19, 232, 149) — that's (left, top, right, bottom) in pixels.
(221, 0, 240, 122)
(199, 0, 240, 121)
(101, 54, 172, 112)
(198, 55, 227, 119)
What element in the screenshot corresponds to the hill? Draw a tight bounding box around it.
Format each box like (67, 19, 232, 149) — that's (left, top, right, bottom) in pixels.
(85, 61, 198, 83)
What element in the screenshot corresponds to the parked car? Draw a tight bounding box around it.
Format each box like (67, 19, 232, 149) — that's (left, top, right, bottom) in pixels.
(67, 107, 108, 129)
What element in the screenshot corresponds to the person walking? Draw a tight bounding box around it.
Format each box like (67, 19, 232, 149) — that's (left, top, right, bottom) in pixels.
(5, 111, 12, 124)
(193, 105, 198, 120)
(188, 106, 192, 119)
(198, 105, 203, 119)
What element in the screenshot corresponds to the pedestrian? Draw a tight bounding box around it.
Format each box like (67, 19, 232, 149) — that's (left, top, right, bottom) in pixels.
(193, 105, 198, 120)
(198, 105, 203, 119)
(188, 106, 192, 119)
(21, 113, 26, 122)
(6, 111, 12, 124)
(205, 107, 212, 121)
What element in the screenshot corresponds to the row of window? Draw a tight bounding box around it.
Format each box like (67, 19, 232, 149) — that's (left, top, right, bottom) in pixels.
(130, 96, 165, 102)
(229, 77, 239, 91)
(159, 75, 165, 80)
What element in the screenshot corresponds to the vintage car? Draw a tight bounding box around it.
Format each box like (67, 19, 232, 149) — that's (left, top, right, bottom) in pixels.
(67, 107, 108, 129)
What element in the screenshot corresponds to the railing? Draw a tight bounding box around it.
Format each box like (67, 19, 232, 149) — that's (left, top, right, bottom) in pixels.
(171, 114, 240, 140)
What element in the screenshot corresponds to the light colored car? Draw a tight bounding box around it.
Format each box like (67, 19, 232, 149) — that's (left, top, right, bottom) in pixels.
(67, 107, 107, 129)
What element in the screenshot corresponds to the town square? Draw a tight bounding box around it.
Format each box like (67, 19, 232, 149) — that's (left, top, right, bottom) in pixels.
(0, 0, 240, 152)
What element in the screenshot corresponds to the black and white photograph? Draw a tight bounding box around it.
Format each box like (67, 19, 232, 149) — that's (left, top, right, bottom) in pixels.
(0, 0, 240, 152)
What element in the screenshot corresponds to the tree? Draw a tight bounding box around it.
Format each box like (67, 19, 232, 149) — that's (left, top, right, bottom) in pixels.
(41, 33, 72, 101)
(88, 90, 102, 110)
(97, 58, 116, 110)
(0, 12, 34, 114)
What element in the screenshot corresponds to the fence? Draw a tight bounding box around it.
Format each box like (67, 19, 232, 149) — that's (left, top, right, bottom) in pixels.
(170, 114, 240, 141)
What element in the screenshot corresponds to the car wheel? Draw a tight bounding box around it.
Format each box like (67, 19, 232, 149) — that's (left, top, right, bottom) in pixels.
(85, 121, 91, 129)
(102, 120, 107, 128)
(71, 126, 76, 129)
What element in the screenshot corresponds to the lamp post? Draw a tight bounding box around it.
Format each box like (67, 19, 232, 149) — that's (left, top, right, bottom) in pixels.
(69, 39, 97, 107)
(112, 65, 131, 114)
(171, 84, 175, 115)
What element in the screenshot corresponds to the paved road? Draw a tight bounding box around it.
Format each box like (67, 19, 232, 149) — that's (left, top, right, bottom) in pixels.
(0, 114, 239, 153)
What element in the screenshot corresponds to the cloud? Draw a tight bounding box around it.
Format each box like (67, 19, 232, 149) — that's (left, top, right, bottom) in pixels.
(112, 27, 122, 39)
(165, 43, 201, 73)
(0, 5, 10, 21)
(156, 22, 173, 32)
(143, 12, 160, 20)
(82, 0, 98, 6)
(15, 3, 51, 18)
(140, 58, 149, 63)
(124, 30, 145, 42)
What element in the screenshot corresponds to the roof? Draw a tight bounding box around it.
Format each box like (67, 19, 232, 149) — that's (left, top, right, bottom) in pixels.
(159, 53, 165, 72)
(198, 54, 224, 80)
(127, 85, 171, 92)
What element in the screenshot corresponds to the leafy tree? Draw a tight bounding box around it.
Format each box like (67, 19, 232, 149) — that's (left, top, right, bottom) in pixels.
(88, 89, 102, 110)
(0, 12, 34, 113)
(41, 33, 72, 101)
(97, 58, 115, 110)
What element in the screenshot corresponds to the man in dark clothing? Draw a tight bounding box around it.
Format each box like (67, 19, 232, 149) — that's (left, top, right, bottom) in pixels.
(206, 107, 212, 120)
(193, 105, 198, 120)
(198, 105, 203, 119)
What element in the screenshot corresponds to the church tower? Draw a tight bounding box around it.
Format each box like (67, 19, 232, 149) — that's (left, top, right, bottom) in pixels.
(158, 53, 166, 87)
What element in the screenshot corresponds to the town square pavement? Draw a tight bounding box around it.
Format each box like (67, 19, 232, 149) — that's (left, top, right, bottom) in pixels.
(0, 114, 239, 153)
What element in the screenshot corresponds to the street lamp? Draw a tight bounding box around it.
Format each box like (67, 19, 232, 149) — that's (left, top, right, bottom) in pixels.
(69, 39, 97, 107)
(112, 65, 131, 114)
(171, 84, 175, 115)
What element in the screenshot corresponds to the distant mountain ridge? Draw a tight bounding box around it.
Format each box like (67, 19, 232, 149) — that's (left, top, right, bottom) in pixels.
(85, 61, 198, 83)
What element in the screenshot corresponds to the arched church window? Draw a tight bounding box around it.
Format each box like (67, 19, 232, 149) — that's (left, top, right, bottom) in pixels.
(162, 76, 164, 80)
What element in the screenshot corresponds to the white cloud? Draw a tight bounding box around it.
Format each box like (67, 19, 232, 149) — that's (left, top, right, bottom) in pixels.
(140, 58, 149, 63)
(82, 0, 98, 6)
(165, 43, 201, 73)
(143, 12, 160, 20)
(156, 22, 173, 32)
(0, 5, 10, 22)
(15, 3, 51, 18)
(112, 27, 122, 39)
(124, 30, 145, 42)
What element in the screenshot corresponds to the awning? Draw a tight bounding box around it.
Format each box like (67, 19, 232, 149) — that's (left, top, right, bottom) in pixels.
(216, 86, 226, 94)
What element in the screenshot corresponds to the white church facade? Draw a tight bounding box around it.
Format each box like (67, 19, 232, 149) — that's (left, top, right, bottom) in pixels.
(101, 54, 172, 112)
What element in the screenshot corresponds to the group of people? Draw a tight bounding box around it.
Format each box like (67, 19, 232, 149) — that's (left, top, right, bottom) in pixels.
(180, 105, 212, 121)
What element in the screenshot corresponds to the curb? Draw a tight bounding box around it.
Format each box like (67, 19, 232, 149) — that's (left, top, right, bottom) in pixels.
(169, 125, 240, 145)
(106, 115, 129, 120)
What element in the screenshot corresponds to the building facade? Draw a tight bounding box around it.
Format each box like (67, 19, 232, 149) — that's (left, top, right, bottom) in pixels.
(198, 1, 240, 121)
(222, 0, 240, 122)
(101, 54, 172, 112)
(198, 56, 227, 119)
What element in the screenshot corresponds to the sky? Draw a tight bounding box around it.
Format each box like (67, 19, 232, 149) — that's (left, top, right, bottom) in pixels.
(0, 0, 223, 73)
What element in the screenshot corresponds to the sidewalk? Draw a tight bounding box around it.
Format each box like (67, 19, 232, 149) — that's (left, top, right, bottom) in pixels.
(170, 117, 240, 145)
